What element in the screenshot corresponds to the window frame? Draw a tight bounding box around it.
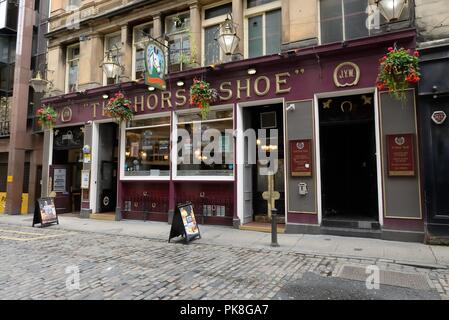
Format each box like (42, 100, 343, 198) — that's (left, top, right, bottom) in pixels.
(173, 104, 235, 181)
(201, 0, 232, 66)
(132, 21, 153, 81)
(120, 112, 172, 181)
(243, 0, 282, 59)
(65, 43, 80, 93)
(103, 32, 122, 86)
(165, 10, 191, 72)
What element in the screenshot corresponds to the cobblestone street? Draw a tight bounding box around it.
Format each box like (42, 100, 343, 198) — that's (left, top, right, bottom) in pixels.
(0, 223, 448, 300)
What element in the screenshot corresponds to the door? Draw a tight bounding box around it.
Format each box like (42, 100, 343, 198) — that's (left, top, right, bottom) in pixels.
(49, 164, 71, 214)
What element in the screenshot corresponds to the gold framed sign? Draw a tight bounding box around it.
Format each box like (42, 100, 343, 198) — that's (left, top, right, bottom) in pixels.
(333, 62, 360, 88)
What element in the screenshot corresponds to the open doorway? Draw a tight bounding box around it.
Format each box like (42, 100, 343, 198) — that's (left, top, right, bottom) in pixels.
(241, 103, 285, 226)
(318, 93, 378, 223)
(96, 122, 118, 213)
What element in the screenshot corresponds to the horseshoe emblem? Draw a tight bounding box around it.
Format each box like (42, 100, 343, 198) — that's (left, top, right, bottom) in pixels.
(340, 101, 353, 113)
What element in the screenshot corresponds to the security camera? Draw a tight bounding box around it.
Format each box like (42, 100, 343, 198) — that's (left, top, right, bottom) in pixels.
(286, 104, 295, 112)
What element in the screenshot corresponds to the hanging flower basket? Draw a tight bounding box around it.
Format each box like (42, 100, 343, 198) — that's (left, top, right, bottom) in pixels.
(376, 47, 421, 102)
(189, 79, 218, 120)
(36, 105, 58, 129)
(106, 92, 134, 123)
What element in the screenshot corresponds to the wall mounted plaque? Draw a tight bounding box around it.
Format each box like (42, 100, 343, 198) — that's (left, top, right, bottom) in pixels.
(333, 62, 360, 88)
(387, 134, 415, 176)
(290, 139, 312, 177)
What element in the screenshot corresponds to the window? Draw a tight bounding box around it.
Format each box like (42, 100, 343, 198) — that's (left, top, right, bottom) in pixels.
(66, 44, 79, 93)
(124, 116, 171, 178)
(133, 23, 153, 80)
(176, 108, 234, 178)
(166, 12, 191, 72)
(68, 0, 81, 7)
(245, 0, 281, 58)
(104, 34, 122, 85)
(320, 0, 371, 44)
(202, 2, 232, 66)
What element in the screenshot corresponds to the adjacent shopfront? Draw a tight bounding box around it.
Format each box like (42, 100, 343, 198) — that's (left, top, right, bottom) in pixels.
(41, 29, 424, 241)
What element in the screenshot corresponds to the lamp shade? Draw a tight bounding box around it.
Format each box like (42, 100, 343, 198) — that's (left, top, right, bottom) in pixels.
(29, 71, 50, 93)
(377, 0, 407, 21)
(216, 17, 240, 56)
(101, 54, 121, 79)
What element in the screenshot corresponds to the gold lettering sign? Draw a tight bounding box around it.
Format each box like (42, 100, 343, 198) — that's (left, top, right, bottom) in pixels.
(333, 62, 360, 88)
(61, 106, 72, 122)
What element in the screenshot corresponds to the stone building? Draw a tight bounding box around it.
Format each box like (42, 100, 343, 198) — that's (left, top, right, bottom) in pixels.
(415, 0, 449, 243)
(41, 0, 426, 242)
(0, 0, 48, 215)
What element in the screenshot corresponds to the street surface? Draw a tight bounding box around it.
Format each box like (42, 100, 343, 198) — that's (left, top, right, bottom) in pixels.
(0, 222, 448, 300)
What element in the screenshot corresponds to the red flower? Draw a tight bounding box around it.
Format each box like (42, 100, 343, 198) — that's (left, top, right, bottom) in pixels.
(376, 81, 386, 90)
(46, 115, 52, 120)
(414, 50, 420, 57)
(388, 47, 394, 52)
(37, 108, 44, 114)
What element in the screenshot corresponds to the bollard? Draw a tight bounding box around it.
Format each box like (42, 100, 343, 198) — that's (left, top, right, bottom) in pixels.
(271, 208, 279, 247)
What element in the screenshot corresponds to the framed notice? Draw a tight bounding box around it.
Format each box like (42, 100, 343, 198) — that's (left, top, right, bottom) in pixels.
(33, 197, 59, 227)
(53, 169, 66, 192)
(81, 170, 90, 189)
(387, 134, 415, 176)
(290, 139, 312, 177)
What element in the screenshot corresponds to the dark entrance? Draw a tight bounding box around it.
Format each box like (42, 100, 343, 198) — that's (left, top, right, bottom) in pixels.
(51, 126, 84, 214)
(97, 123, 118, 213)
(242, 104, 285, 224)
(319, 93, 378, 222)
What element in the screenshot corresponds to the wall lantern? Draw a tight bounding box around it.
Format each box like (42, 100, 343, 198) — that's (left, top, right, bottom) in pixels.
(29, 71, 51, 93)
(216, 13, 240, 56)
(100, 47, 122, 82)
(375, 0, 407, 21)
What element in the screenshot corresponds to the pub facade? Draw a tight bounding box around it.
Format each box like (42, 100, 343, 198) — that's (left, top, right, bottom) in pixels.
(42, 0, 424, 242)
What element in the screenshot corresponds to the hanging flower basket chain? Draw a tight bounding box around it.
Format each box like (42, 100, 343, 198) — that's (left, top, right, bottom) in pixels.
(36, 105, 58, 129)
(106, 91, 134, 123)
(376, 46, 421, 102)
(189, 78, 218, 120)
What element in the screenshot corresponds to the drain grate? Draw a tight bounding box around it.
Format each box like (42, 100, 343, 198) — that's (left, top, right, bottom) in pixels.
(338, 265, 431, 290)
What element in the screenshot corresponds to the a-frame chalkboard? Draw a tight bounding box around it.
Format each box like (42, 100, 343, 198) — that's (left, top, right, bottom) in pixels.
(33, 197, 59, 227)
(168, 202, 201, 243)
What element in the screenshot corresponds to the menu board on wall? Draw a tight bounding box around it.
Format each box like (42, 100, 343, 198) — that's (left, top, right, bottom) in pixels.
(290, 139, 312, 177)
(53, 169, 67, 192)
(387, 134, 415, 176)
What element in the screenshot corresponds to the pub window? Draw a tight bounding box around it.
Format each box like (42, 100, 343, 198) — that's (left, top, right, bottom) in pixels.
(66, 44, 79, 93)
(165, 11, 191, 73)
(245, 0, 281, 58)
(132, 23, 153, 81)
(104, 33, 122, 85)
(124, 115, 171, 178)
(175, 107, 234, 179)
(202, 2, 232, 66)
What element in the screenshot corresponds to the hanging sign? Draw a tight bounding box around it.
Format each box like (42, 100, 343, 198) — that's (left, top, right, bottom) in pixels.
(33, 197, 59, 227)
(431, 111, 447, 125)
(145, 40, 167, 90)
(168, 202, 201, 243)
(387, 134, 415, 176)
(290, 139, 312, 177)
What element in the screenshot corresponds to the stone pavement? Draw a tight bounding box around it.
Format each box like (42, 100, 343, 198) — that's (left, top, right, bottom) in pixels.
(1, 214, 449, 300)
(1, 214, 449, 268)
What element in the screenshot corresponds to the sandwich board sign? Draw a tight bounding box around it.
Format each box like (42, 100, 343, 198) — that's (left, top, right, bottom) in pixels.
(33, 197, 59, 227)
(168, 202, 201, 243)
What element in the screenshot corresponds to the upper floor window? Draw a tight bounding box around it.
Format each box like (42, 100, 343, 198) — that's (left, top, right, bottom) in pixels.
(68, 0, 81, 8)
(320, 0, 371, 44)
(104, 34, 122, 85)
(66, 44, 79, 93)
(202, 2, 232, 66)
(133, 23, 153, 80)
(165, 12, 191, 72)
(245, 0, 281, 58)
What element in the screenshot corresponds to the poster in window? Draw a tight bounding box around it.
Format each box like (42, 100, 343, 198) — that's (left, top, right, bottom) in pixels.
(387, 134, 415, 176)
(53, 169, 67, 192)
(131, 142, 139, 157)
(290, 139, 312, 177)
